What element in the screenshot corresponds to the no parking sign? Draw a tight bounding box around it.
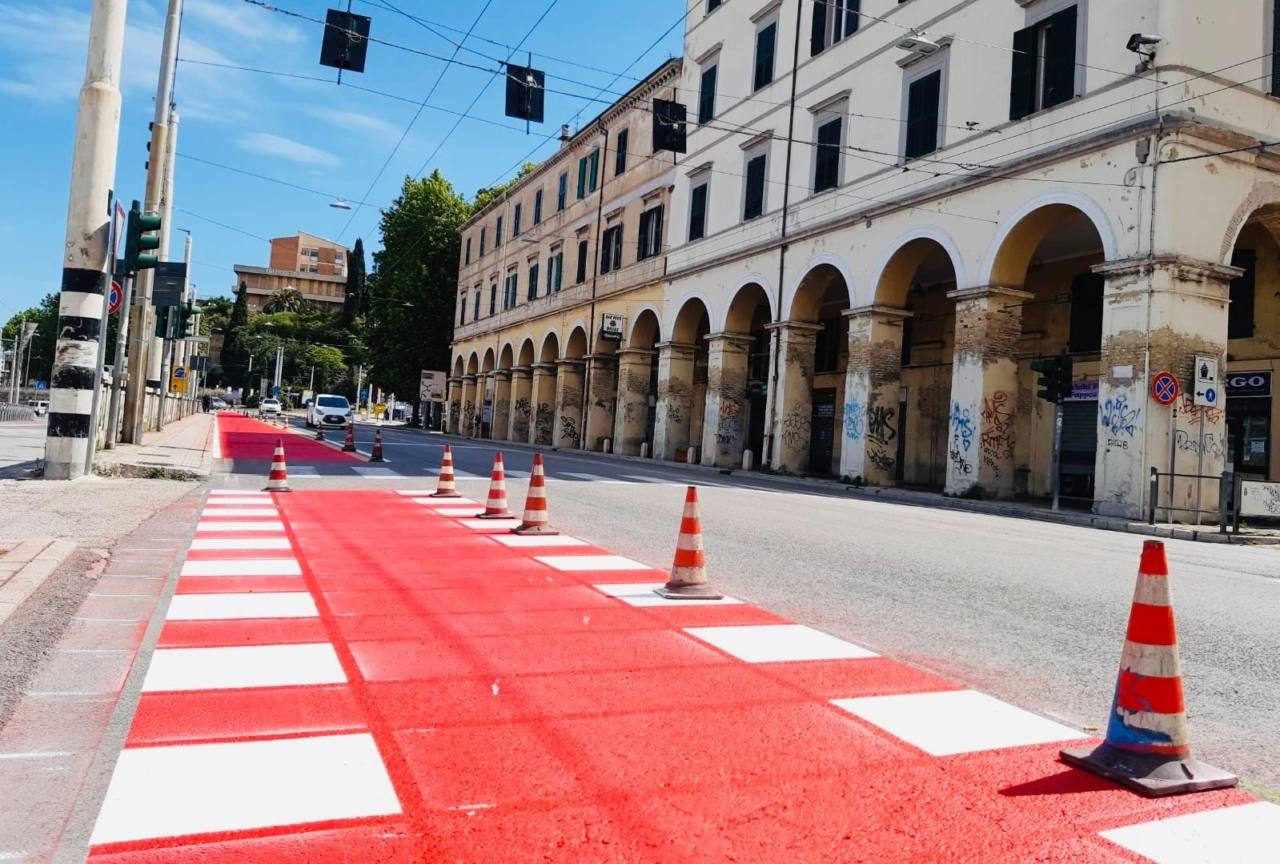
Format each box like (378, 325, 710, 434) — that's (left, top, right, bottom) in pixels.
(1151, 371, 1179, 406)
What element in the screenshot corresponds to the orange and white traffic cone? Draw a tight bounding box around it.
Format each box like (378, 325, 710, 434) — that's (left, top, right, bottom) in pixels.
(370, 429, 385, 462)
(429, 444, 461, 498)
(513, 453, 557, 535)
(476, 453, 512, 518)
(342, 420, 356, 453)
(655, 486, 722, 600)
(315, 424, 324, 441)
(1060, 540, 1236, 795)
(263, 439, 291, 492)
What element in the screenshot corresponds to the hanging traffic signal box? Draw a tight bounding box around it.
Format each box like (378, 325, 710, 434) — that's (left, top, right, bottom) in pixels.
(652, 99, 688, 153)
(319, 9, 371, 73)
(124, 199, 162, 275)
(504, 63, 545, 123)
(1031, 356, 1073, 403)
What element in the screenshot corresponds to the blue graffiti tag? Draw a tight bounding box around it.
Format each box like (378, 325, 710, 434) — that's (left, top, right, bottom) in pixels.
(1100, 394, 1141, 438)
(844, 399, 866, 441)
(949, 402, 974, 453)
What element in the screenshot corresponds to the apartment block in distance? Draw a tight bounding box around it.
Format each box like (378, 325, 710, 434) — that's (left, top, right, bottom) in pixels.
(233, 231, 349, 312)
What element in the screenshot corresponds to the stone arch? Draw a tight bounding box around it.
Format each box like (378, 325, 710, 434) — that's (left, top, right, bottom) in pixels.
(465, 352, 479, 375)
(787, 253, 854, 321)
(719, 274, 775, 330)
(665, 291, 716, 343)
(724, 281, 773, 334)
(870, 227, 967, 307)
(452, 355, 465, 378)
(979, 192, 1118, 288)
(1221, 181, 1280, 263)
(565, 325, 589, 359)
(517, 337, 536, 367)
(481, 347, 496, 373)
(538, 330, 560, 363)
(498, 342, 515, 370)
(671, 296, 712, 344)
(627, 307, 662, 348)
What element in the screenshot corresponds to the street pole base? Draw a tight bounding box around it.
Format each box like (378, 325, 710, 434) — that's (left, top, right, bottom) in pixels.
(654, 581, 724, 601)
(1060, 744, 1238, 797)
(475, 511, 513, 519)
(429, 491, 461, 498)
(512, 523, 559, 536)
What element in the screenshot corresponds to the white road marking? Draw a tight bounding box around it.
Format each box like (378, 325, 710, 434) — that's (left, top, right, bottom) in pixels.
(396, 489, 439, 496)
(199, 497, 272, 505)
(410, 497, 479, 507)
(534, 554, 652, 572)
(195, 521, 285, 533)
(491, 534, 590, 548)
(594, 582, 742, 607)
(189, 537, 291, 551)
(1099, 802, 1280, 864)
(831, 690, 1086, 756)
(180, 558, 301, 577)
(288, 465, 319, 477)
(556, 472, 629, 484)
(685, 624, 875, 662)
(166, 592, 317, 621)
(620, 475, 673, 484)
(141, 643, 346, 692)
(208, 490, 268, 497)
(89, 733, 400, 845)
(198, 507, 278, 518)
(458, 518, 523, 530)
(352, 466, 399, 477)
(435, 507, 486, 517)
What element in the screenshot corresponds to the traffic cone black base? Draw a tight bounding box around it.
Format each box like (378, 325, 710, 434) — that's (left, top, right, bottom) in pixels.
(655, 581, 723, 600)
(513, 523, 559, 536)
(370, 430, 384, 462)
(1060, 744, 1236, 797)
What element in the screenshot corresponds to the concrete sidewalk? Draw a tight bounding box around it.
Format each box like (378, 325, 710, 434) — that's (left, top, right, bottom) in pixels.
(94, 413, 214, 480)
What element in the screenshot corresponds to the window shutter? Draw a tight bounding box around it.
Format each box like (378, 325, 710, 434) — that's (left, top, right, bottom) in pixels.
(555, 252, 564, 291)
(754, 23, 776, 91)
(814, 117, 841, 192)
(843, 0, 860, 37)
(612, 225, 623, 268)
(513, 204, 521, 238)
(637, 212, 651, 260)
(1009, 25, 1038, 121)
(1042, 6, 1077, 110)
(534, 190, 542, 224)
(576, 240, 588, 283)
(811, 0, 829, 57)
(744, 154, 766, 219)
(589, 148, 600, 191)
(528, 265, 539, 301)
(690, 183, 707, 240)
(615, 129, 628, 175)
(905, 71, 940, 159)
(699, 66, 717, 123)
(1230, 249, 1257, 339)
(577, 159, 587, 198)
(558, 174, 567, 209)
(652, 205, 664, 257)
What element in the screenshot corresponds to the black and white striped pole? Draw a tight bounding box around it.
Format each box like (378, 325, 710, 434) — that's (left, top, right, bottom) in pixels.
(44, 0, 128, 480)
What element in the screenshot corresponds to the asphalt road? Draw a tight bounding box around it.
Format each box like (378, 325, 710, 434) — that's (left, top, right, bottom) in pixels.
(234, 416, 1280, 798)
(0, 420, 45, 477)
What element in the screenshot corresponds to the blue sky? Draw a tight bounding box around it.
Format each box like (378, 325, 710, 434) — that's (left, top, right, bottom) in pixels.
(0, 0, 684, 314)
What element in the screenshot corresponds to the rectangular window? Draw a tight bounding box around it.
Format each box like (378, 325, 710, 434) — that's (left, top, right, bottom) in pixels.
(699, 64, 717, 124)
(754, 21, 777, 91)
(479, 228, 487, 256)
(1010, 5, 1078, 121)
(811, 0, 860, 56)
(528, 263, 539, 302)
(577, 157, 588, 199)
(589, 148, 600, 193)
(904, 69, 941, 160)
(1230, 249, 1257, 339)
(813, 116, 842, 193)
(473, 290, 481, 322)
(547, 250, 564, 293)
(464, 237, 472, 265)
(575, 239, 589, 284)
(689, 180, 709, 241)
(495, 216, 503, 245)
(513, 203, 522, 239)
(1067, 273, 1104, 352)
(558, 172, 568, 210)
(743, 152, 766, 220)
(506, 272, 519, 309)
(459, 293, 467, 325)
(637, 205, 664, 260)
(600, 225, 625, 273)
(534, 189, 543, 224)
(488, 283, 497, 316)
(615, 128, 629, 176)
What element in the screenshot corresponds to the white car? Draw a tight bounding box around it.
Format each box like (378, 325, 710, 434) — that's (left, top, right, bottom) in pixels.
(26, 400, 48, 416)
(258, 398, 282, 417)
(307, 394, 352, 428)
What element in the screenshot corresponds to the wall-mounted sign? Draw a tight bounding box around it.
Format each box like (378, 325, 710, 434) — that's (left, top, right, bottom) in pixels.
(1065, 380, 1099, 401)
(1193, 355, 1220, 408)
(600, 313, 625, 343)
(1227, 371, 1272, 399)
(419, 369, 446, 401)
(1151, 371, 1179, 407)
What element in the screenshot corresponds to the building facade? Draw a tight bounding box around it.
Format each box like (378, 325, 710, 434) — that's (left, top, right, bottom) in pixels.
(234, 232, 348, 312)
(449, 59, 681, 454)
(452, 1, 1280, 521)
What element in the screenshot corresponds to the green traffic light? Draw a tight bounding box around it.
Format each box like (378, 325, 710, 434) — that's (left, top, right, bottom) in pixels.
(123, 200, 163, 274)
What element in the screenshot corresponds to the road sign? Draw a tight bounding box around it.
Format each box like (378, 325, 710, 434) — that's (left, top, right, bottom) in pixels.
(1151, 371, 1179, 406)
(419, 369, 446, 401)
(1193, 355, 1220, 408)
(108, 281, 122, 315)
(600, 313, 625, 343)
(34, 380, 48, 391)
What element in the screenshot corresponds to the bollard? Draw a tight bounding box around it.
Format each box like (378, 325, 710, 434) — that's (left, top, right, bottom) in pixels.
(640, 442, 650, 459)
(742, 449, 754, 471)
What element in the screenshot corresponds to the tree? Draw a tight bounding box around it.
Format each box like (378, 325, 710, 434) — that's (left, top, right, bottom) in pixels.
(341, 238, 367, 327)
(199, 296, 234, 337)
(263, 287, 305, 314)
(472, 162, 538, 213)
(366, 170, 470, 400)
(220, 283, 251, 387)
(3, 294, 59, 391)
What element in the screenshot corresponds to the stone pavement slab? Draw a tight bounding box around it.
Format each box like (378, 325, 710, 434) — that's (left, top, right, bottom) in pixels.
(94, 414, 214, 480)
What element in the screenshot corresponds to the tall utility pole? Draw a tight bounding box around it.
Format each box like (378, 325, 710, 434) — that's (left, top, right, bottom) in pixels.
(122, 0, 181, 443)
(156, 227, 191, 431)
(44, 0, 128, 480)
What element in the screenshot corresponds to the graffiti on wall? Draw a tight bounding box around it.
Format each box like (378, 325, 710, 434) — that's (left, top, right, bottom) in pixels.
(949, 402, 975, 477)
(1100, 394, 1140, 438)
(1175, 429, 1225, 460)
(534, 402, 553, 444)
(1179, 392, 1224, 425)
(867, 405, 896, 446)
(843, 399, 866, 442)
(716, 400, 743, 450)
(980, 391, 1014, 472)
(559, 415, 580, 447)
(781, 404, 811, 451)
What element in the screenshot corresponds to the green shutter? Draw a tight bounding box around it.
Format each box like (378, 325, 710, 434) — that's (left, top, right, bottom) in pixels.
(577, 159, 587, 198)
(589, 149, 599, 192)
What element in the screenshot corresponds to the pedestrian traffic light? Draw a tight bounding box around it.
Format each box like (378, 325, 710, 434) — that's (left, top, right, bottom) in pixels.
(1031, 356, 1074, 403)
(124, 199, 162, 274)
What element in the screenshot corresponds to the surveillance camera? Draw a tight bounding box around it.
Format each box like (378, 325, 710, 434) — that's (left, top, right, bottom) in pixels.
(1126, 33, 1162, 53)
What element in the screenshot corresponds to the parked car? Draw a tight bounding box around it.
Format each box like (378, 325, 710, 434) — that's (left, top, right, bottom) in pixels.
(210, 397, 228, 410)
(26, 399, 48, 416)
(258, 398, 282, 417)
(307, 394, 352, 428)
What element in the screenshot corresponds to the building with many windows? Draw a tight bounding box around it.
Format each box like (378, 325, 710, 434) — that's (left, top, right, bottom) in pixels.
(448, 59, 680, 451)
(452, 1, 1280, 521)
(233, 232, 348, 312)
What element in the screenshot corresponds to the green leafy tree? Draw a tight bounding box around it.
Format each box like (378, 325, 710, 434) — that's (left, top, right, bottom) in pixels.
(341, 238, 367, 327)
(199, 296, 234, 337)
(220, 283, 251, 387)
(471, 162, 538, 214)
(366, 170, 470, 400)
(3, 294, 59, 390)
(263, 287, 305, 314)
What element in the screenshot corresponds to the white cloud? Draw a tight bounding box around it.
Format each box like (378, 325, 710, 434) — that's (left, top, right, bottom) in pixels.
(307, 108, 401, 140)
(237, 132, 340, 167)
(184, 0, 304, 43)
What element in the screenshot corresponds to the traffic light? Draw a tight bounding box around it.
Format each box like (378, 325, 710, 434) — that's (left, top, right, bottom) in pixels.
(1031, 356, 1074, 403)
(123, 199, 162, 274)
(180, 302, 201, 338)
(154, 306, 175, 339)
(652, 98, 688, 154)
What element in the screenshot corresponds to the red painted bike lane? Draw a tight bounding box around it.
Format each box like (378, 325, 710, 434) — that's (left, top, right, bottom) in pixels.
(76, 467, 1277, 863)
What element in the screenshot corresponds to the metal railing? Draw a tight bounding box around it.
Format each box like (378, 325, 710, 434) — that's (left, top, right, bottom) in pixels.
(0, 403, 37, 422)
(1147, 466, 1234, 532)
